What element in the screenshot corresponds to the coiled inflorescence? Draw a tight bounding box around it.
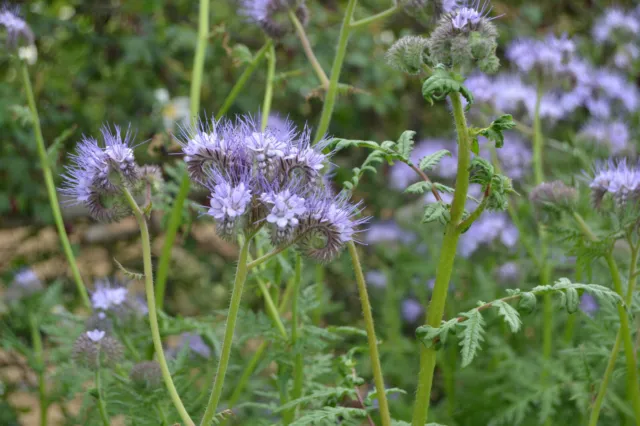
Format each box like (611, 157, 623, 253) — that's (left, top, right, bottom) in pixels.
(428, 0, 500, 74)
(589, 160, 640, 209)
(179, 115, 367, 262)
(0, 4, 34, 47)
(241, 0, 308, 39)
(61, 127, 158, 222)
(72, 329, 124, 371)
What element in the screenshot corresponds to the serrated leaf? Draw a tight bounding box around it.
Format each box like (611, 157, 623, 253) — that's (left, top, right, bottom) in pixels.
(47, 125, 77, 169)
(396, 130, 416, 159)
(419, 149, 451, 171)
(113, 258, 144, 280)
(492, 300, 521, 333)
(422, 201, 450, 225)
(330, 138, 380, 152)
(416, 325, 441, 348)
(405, 181, 433, 194)
(477, 114, 516, 148)
(518, 292, 537, 313)
(459, 310, 485, 367)
(565, 288, 580, 313)
(422, 65, 474, 110)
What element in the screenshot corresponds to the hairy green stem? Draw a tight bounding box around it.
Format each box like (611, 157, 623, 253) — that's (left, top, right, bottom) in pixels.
(29, 313, 47, 426)
(412, 92, 471, 426)
(314, 263, 325, 325)
(122, 188, 195, 426)
(216, 41, 272, 120)
(289, 10, 329, 88)
(348, 242, 391, 426)
(349, 4, 398, 29)
(256, 277, 288, 338)
(156, 0, 210, 310)
(200, 237, 252, 426)
(313, 0, 358, 144)
(284, 254, 305, 424)
(261, 44, 277, 131)
(20, 63, 90, 308)
(95, 368, 110, 426)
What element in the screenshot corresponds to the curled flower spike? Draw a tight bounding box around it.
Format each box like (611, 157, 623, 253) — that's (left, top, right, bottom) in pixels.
(0, 4, 34, 47)
(72, 330, 124, 371)
(61, 126, 141, 222)
(589, 159, 640, 209)
(241, 0, 308, 39)
(278, 127, 331, 184)
(296, 192, 369, 262)
(204, 166, 254, 239)
(429, 0, 500, 73)
(180, 118, 243, 184)
(130, 361, 163, 391)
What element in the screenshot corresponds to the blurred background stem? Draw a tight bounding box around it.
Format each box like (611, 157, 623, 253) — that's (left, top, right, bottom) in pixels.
(20, 62, 90, 309)
(29, 312, 47, 426)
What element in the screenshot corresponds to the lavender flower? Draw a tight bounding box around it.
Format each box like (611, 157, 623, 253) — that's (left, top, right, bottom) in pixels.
(180, 333, 211, 358)
(5, 268, 43, 301)
(401, 298, 424, 323)
(366, 270, 388, 289)
(91, 279, 128, 311)
(62, 126, 140, 221)
(364, 221, 416, 245)
(0, 4, 33, 47)
(261, 189, 307, 243)
(241, 0, 308, 39)
(613, 43, 640, 69)
(206, 168, 253, 239)
(579, 120, 631, 154)
(506, 34, 575, 76)
(458, 212, 518, 257)
(87, 329, 106, 342)
(579, 293, 599, 317)
(593, 8, 640, 44)
(72, 330, 124, 371)
(590, 159, 640, 208)
(495, 262, 520, 285)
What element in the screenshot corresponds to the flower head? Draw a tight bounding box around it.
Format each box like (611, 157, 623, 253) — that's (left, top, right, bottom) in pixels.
(458, 212, 518, 257)
(506, 34, 575, 76)
(530, 181, 579, 210)
(579, 120, 630, 154)
(91, 279, 129, 311)
(589, 159, 640, 208)
(580, 294, 599, 317)
(402, 298, 424, 323)
(130, 361, 163, 391)
(593, 8, 640, 44)
(241, 0, 308, 39)
(5, 268, 43, 302)
(72, 330, 124, 371)
(261, 188, 307, 244)
(87, 329, 106, 342)
(385, 36, 431, 74)
(0, 4, 33, 47)
(205, 167, 253, 239)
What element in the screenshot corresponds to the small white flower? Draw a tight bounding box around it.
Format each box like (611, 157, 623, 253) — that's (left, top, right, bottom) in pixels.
(18, 44, 37, 65)
(87, 329, 105, 342)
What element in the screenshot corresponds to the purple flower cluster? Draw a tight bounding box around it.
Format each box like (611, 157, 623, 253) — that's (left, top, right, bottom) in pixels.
(401, 298, 424, 323)
(579, 120, 631, 154)
(5, 268, 43, 301)
(506, 34, 575, 76)
(593, 8, 640, 44)
(590, 159, 640, 208)
(458, 212, 518, 257)
(0, 4, 33, 47)
(91, 279, 129, 311)
(241, 0, 308, 38)
(181, 115, 366, 262)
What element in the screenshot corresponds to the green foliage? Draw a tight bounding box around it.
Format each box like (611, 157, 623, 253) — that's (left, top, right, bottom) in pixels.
(422, 201, 450, 225)
(469, 114, 516, 149)
(418, 149, 451, 172)
(422, 65, 474, 110)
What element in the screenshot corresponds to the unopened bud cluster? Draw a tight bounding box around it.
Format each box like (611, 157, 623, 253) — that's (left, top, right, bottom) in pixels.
(180, 115, 367, 262)
(72, 329, 124, 371)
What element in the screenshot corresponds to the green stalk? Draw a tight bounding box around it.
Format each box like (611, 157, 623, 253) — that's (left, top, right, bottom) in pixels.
(289, 10, 329, 88)
(256, 277, 288, 338)
(348, 241, 391, 426)
(573, 213, 640, 424)
(215, 40, 272, 120)
(95, 368, 110, 426)
(284, 254, 305, 424)
(29, 313, 47, 426)
(262, 44, 277, 130)
(156, 0, 210, 309)
(411, 92, 471, 426)
(122, 188, 195, 426)
(20, 63, 90, 308)
(312, 0, 358, 144)
(313, 263, 325, 325)
(200, 237, 252, 426)
(349, 5, 398, 29)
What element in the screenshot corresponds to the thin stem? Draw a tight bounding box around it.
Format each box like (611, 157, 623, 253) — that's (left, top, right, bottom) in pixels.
(121, 188, 195, 426)
(457, 187, 490, 231)
(261, 44, 277, 131)
(408, 162, 442, 202)
(412, 92, 471, 426)
(348, 241, 391, 426)
(588, 332, 624, 426)
(288, 9, 329, 89)
(247, 240, 297, 270)
(313, 264, 325, 325)
(349, 5, 398, 29)
(156, 0, 210, 310)
(29, 313, 47, 426)
(284, 254, 305, 424)
(313, 0, 358, 144)
(95, 368, 110, 426)
(256, 277, 288, 338)
(216, 41, 272, 120)
(20, 62, 90, 308)
(200, 237, 252, 426)
(532, 80, 545, 185)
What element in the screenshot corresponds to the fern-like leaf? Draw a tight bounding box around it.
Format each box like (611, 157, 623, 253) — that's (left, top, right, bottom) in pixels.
(459, 310, 485, 367)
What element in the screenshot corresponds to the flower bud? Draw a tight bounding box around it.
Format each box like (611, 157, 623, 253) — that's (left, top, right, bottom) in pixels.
(386, 36, 431, 74)
(72, 330, 124, 371)
(530, 181, 578, 210)
(129, 361, 163, 391)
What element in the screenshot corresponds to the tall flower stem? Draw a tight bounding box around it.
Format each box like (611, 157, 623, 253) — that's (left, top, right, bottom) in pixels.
(284, 254, 305, 424)
(573, 213, 640, 424)
(200, 236, 253, 426)
(288, 10, 329, 88)
(29, 313, 47, 426)
(262, 44, 277, 130)
(348, 241, 391, 426)
(155, 0, 210, 310)
(312, 0, 358, 144)
(20, 62, 90, 308)
(95, 367, 110, 426)
(121, 188, 195, 426)
(349, 5, 398, 29)
(532, 79, 553, 389)
(411, 92, 471, 426)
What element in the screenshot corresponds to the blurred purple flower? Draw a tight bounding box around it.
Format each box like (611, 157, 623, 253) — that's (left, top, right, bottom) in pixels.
(580, 294, 599, 317)
(402, 298, 424, 323)
(458, 212, 518, 257)
(579, 120, 630, 154)
(366, 270, 388, 289)
(389, 138, 458, 190)
(364, 221, 416, 245)
(590, 159, 640, 208)
(593, 8, 640, 44)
